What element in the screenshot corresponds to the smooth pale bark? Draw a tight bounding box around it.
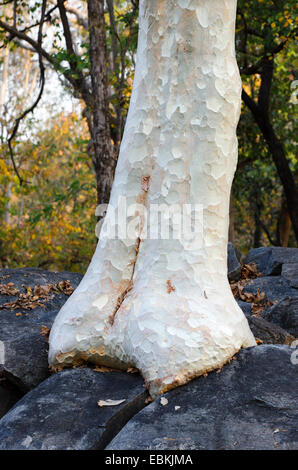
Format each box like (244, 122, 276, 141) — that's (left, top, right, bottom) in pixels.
(49, 0, 255, 398)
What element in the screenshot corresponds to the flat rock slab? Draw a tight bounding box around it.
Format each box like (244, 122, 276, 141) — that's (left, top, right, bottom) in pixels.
(237, 300, 295, 345)
(282, 264, 298, 289)
(0, 368, 146, 450)
(107, 345, 298, 450)
(245, 315, 295, 345)
(0, 268, 82, 391)
(244, 247, 298, 276)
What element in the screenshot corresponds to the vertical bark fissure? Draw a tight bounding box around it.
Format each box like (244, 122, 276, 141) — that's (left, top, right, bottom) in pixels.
(108, 237, 141, 326)
(108, 173, 152, 326)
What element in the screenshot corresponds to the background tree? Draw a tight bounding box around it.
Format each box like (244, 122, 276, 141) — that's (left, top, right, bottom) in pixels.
(235, 0, 298, 244)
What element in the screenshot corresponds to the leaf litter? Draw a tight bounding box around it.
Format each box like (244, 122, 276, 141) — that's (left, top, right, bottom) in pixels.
(230, 262, 278, 317)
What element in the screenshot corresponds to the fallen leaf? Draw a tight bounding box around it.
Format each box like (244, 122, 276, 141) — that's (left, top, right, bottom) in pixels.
(97, 399, 126, 407)
(127, 367, 138, 374)
(256, 338, 264, 345)
(0, 283, 20, 296)
(40, 325, 50, 341)
(0, 280, 74, 311)
(93, 365, 119, 373)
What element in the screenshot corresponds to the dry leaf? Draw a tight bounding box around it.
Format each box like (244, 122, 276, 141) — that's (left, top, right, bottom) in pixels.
(127, 367, 138, 374)
(0, 280, 74, 311)
(97, 399, 126, 407)
(160, 397, 168, 406)
(93, 365, 119, 373)
(256, 338, 264, 345)
(0, 283, 20, 296)
(40, 325, 50, 341)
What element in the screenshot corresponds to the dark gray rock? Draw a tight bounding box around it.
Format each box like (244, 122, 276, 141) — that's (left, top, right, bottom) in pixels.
(244, 247, 298, 276)
(242, 276, 298, 305)
(238, 299, 295, 344)
(237, 300, 252, 316)
(107, 345, 298, 450)
(264, 298, 298, 337)
(228, 242, 241, 281)
(0, 368, 146, 450)
(0, 268, 82, 391)
(246, 315, 295, 345)
(0, 382, 22, 419)
(282, 264, 298, 289)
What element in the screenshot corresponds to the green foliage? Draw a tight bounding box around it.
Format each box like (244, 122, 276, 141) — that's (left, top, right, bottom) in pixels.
(0, 113, 97, 272)
(234, 0, 297, 250)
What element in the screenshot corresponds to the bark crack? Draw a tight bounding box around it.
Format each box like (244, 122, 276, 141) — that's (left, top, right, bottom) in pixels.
(108, 237, 141, 326)
(108, 172, 152, 326)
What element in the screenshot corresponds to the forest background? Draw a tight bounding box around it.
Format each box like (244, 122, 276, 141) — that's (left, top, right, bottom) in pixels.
(0, 0, 297, 273)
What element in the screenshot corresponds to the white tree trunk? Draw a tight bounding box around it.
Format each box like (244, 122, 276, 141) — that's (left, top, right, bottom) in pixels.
(49, 0, 255, 398)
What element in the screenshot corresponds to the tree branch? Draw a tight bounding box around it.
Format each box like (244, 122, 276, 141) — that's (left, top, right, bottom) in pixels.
(7, 0, 47, 185)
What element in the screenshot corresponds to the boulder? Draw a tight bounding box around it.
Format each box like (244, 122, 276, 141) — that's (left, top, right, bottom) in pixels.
(237, 300, 252, 316)
(242, 275, 298, 304)
(0, 268, 82, 391)
(0, 381, 22, 419)
(107, 345, 298, 450)
(244, 247, 298, 276)
(282, 264, 298, 289)
(227, 242, 241, 281)
(264, 298, 298, 337)
(0, 368, 146, 450)
(245, 315, 295, 345)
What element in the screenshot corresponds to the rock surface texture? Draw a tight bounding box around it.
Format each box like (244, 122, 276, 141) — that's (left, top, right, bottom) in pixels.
(240, 247, 298, 339)
(0, 268, 82, 391)
(228, 242, 241, 281)
(244, 247, 298, 277)
(0, 368, 147, 450)
(107, 345, 298, 450)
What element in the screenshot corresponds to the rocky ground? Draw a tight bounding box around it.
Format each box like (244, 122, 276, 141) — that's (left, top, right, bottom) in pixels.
(0, 247, 297, 450)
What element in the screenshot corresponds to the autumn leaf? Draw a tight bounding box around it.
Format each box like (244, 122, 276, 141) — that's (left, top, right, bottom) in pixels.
(0, 283, 20, 296)
(93, 365, 120, 373)
(40, 325, 51, 342)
